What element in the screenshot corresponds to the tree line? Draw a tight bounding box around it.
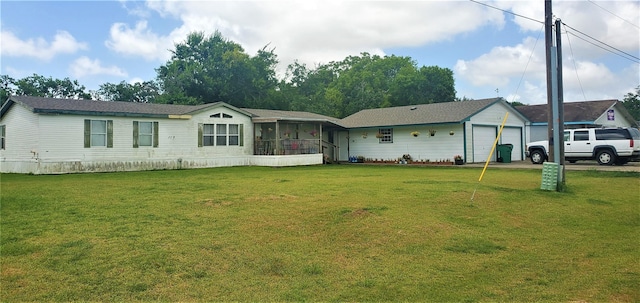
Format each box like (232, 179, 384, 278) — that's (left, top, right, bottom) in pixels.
(1, 31, 638, 120)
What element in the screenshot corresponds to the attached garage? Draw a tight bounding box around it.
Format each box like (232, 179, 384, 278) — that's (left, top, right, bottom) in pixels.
(472, 125, 497, 162)
(500, 127, 523, 161)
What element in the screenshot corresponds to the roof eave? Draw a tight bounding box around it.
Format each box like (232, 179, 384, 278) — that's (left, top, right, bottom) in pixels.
(33, 109, 171, 118)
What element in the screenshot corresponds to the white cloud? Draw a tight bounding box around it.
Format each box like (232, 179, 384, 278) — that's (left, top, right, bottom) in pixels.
(108, 1, 504, 68)
(69, 56, 128, 79)
(455, 1, 639, 103)
(455, 37, 546, 87)
(105, 21, 178, 61)
(0, 30, 88, 61)
(101, 0, 637, 102)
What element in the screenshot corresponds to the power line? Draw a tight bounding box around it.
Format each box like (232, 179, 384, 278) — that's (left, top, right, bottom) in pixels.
(469, 0, 640, 64)
(510, 24, 544, 103)
(587, 0, 640, 30)
(563, 30, 588, 101)
(468, 0, 543, 25)
(562, 22, 640, 63)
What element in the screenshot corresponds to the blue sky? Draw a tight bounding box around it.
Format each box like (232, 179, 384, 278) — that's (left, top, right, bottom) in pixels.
(1, 0, 638, 105)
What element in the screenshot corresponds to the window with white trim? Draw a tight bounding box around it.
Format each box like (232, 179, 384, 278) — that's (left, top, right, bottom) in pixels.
(199, 123, 243, 147)
(84, 119, 113, 148)
(229, 124, 239, 145)
(378, 128, 393, 143)
(133, 121, 159, 148)
(203, 124, 215, 146)
(216, 124, 227, 146)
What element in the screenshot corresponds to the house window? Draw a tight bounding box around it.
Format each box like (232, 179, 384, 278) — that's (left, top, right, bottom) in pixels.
(210, 113, 233, 118)
(203, 124, 215, 146)
(216, 124, 227, 146)
(133, 121, 159, 148)
(378, 128, 393, 143)
(199, 123, 243, 147)
(84, 119, 113, 148)
(0, 125, 5, 150)
(229, 124, 239, 146)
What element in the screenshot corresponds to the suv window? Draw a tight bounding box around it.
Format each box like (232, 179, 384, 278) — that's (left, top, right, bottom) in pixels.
(595, 129, 631, 140)
(573, 130, 589, 141)
(628, 128, 640, 139)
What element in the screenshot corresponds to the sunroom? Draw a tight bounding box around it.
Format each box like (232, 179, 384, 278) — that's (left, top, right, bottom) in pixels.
(244, 108, 345, 161)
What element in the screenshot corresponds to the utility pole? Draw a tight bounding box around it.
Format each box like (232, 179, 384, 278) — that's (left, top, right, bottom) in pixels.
(544, 0, 565, 190)
(555, 18, 566, 185)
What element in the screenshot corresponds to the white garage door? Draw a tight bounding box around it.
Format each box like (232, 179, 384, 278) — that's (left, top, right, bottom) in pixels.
(473, 126, 497, 163)
(501, 127, 523, 161)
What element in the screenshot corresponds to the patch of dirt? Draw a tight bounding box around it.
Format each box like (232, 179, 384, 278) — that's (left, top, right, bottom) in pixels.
(200, 199, 232, 208)
(344, 208, 372, 218)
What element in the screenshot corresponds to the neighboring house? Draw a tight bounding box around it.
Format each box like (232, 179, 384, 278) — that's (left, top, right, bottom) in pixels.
(338, 98, 530, 163)
(0, 95, 336, 174)
(516, 100, 638, 142)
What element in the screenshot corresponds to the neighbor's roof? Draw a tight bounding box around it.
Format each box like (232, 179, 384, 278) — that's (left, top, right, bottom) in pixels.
(515, 100, 620, 123)
(339, 98, 508, 128)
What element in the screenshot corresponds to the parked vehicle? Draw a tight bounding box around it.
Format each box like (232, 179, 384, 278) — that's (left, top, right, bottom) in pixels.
(526, 127, 640, 165)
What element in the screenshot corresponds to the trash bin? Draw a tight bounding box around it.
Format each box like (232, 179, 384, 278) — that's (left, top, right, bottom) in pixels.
(497, 144, 513, 163)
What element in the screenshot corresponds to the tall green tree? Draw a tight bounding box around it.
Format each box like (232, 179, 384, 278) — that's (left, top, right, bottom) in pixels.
(621, 85, 640, 122)
(155, 31, 278, 107)
(97, 80, 160, 103)
(282, 53, 456, 118)
(1, 75, 16, 105)
(3, 74, 91, 100)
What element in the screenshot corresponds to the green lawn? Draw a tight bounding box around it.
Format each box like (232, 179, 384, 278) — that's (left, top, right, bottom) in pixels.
(1, 165, 638, 302)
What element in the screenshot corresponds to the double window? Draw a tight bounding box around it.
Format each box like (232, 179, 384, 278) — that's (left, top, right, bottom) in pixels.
(199, 123, 243, 147)
(133, 121, 159, 148)
(84, 119, 113, 148)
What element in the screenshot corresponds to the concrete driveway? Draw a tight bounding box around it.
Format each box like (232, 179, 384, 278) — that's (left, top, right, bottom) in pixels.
(464, 160, 640, 172)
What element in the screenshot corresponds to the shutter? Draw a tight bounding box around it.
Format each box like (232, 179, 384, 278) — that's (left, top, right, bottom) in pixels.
(107, 120, 113, 148)
(153, 122, 159, 148)
(239, 124, 244, 146)
(0, 125, 5, 149)
(198, 123, 203, 147)
(84, 119, 91, 148)
(133, 121, 139, 148)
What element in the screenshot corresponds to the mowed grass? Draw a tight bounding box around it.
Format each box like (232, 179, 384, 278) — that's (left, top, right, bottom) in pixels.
(1, 165, 638, 302)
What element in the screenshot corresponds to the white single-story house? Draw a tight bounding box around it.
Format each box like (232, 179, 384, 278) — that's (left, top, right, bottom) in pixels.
(338, 98, 530, 163)
(0, 95, 342, 174)
(1, 96, 529, 174)
(516, 100, 638, 142)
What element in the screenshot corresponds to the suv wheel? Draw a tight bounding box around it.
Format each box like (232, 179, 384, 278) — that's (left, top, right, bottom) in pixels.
(530, 150, 545, 164)
(596, 150, 616, 165)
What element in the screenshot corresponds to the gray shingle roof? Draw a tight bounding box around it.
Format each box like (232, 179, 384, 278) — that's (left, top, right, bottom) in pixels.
(2, 95, 217, 117)
(515, 100, 617, 123)
(1, 96, 344, 127)
(339, 98, 502, 128)
(242, 108, 340, 123)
